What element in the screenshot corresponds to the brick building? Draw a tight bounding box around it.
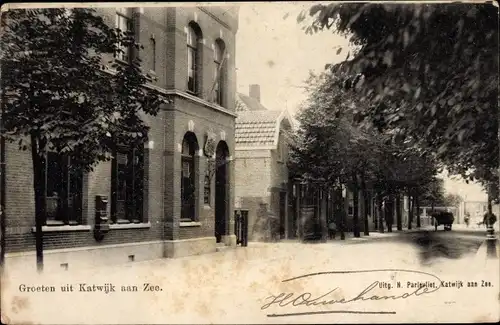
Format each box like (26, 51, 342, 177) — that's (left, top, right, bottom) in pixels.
(2, 5, 239, 272)
(234, 85, 294, 241)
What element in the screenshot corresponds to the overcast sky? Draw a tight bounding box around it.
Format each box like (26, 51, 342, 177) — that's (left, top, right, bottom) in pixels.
(236, 2, 351, 114)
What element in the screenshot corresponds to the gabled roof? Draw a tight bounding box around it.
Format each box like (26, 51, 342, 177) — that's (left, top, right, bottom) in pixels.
(235, 93, 293, 150)
(236, 93, 268, 112)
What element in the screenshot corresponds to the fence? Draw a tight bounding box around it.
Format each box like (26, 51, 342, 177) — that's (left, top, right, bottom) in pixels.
(234, 209, 248, 246)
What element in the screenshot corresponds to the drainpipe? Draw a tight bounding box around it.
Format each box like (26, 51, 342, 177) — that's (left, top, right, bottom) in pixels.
(0, 102, 6, 270)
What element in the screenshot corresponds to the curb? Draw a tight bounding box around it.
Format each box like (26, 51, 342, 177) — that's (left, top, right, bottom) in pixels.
(474, 237, 499, 264)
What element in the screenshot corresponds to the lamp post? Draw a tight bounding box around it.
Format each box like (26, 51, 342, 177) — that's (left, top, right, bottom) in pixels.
(485, 183, 497, 259)
(485, 217, 497, 258)
(340, 185, 346, 240)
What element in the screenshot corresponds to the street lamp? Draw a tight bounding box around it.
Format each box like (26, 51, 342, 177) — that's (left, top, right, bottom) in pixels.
(485, 183, 497, 258)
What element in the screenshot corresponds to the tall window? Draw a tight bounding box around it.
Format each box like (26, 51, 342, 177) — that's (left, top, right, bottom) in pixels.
(45, 152, 83, 225)
(181, 133, 198, 221)
(213, 41, 225, 105)
(204, 174, 211, 205)
(111, 144, 144, 223)
(187, 23, 201, 94)
(150, 36, 156, 72)
(115, 9, 133, 62)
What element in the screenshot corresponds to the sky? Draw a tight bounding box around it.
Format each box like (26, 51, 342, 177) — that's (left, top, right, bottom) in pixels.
(439, 170, 488, 202)
(235, 2, 488, 202)
(235, 2, 351, 114)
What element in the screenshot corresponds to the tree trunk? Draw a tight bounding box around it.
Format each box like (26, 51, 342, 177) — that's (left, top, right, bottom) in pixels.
(407, 192, 413, 230)
(335, 185, 345, 240)
(361, 174, 369, 236)
(340, 191, 346, 240)
(386, 195, 393, 232)
(431, 201, 435, 226)
(351, 173, 360, 238)
(31, 134, 46, 272)
(320, 189, 328, 241)
(378, 194, 384, 233)
(487, 189, 493, 215)
(416, 193, 421, 228)
(396, 193, 402, 231)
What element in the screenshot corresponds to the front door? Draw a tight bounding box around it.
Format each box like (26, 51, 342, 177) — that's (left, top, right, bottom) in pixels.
(279, 191, 286, 239)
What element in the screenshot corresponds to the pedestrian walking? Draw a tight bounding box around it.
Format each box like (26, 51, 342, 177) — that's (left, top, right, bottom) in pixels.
(328, 220, 337, 240)
(464, 212, 470, 228)
(267, 209, 279, 242)
(483, 212, 497, 230)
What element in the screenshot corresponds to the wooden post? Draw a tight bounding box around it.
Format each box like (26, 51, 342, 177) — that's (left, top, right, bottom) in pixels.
(416, 194, 421, 228)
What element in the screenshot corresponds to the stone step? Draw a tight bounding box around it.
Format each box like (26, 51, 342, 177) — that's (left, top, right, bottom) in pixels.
(216, 245, 231, 252)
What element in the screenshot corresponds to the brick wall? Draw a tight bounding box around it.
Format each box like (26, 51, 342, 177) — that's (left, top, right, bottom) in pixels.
(172, 7, 237, 110)
(234, 131, 291, 240)
(167, 96, 235, 241)
(5, 142, 35, 232)
(234, 149, 271, 240)
(4, 5, 239, 254)
(4, 110, 166, 254)
(269, 133, 289, 221)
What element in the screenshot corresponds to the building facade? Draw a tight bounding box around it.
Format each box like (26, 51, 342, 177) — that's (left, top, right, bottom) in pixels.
(234, 85, 294, 241)
(2, 5, 239, 272)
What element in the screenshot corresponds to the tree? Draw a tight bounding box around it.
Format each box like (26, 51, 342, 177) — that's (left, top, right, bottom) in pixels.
(289, 68, 442, 236)
(298, 3, 498, 198)
(1, 8, 168, 271)
(443, 193, 463, 208)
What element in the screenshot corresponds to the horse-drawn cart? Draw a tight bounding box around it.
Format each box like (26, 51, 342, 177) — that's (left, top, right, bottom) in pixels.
(432, 211, 454, 231)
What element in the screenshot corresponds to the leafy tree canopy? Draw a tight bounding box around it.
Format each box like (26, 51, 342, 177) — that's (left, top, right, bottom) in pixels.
(298, 3, 498, 189)
(288, 69, 441, 198)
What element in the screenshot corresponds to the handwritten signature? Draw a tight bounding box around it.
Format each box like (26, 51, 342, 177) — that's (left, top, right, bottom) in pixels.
(261, 269, 443, 315)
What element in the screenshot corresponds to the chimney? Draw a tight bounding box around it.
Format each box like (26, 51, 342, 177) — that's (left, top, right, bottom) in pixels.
(249, 84, 261, 103)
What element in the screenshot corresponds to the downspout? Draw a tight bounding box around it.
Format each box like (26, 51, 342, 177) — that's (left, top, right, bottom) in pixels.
(161, 108, 166, 256)
(0, 101, 6, 270)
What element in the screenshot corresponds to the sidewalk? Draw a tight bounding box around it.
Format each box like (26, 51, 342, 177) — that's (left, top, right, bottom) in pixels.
(474, 237, 500, 267)
(451, 223, 500, 232)
(3, 234, 498, 324)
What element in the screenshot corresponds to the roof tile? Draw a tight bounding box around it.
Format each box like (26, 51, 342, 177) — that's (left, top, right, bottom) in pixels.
(235, 93, 284, 147)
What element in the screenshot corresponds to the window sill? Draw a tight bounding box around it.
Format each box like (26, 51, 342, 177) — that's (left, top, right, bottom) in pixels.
(31, 225, 91, 233)
(109, 222, 151, 230)
(115, 58, 131, 66)
(180, 221, 202, 227)
(186, 90, 200, 97)
(203, 204, 211, 210)
(145, 70, 157, 82)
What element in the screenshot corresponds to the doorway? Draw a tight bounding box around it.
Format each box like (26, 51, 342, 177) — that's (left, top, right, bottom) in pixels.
(279, 191, 286, 239)
(215, 141, 229, 243)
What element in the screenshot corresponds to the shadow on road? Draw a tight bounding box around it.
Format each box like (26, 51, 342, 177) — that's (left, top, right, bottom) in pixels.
(409, 230, 484, 264)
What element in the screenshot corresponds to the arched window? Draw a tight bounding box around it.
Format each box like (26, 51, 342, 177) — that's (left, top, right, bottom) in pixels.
(187, 23, 202, 94)
(181, 133, 198, 221)
(213, 40, 226, 106)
